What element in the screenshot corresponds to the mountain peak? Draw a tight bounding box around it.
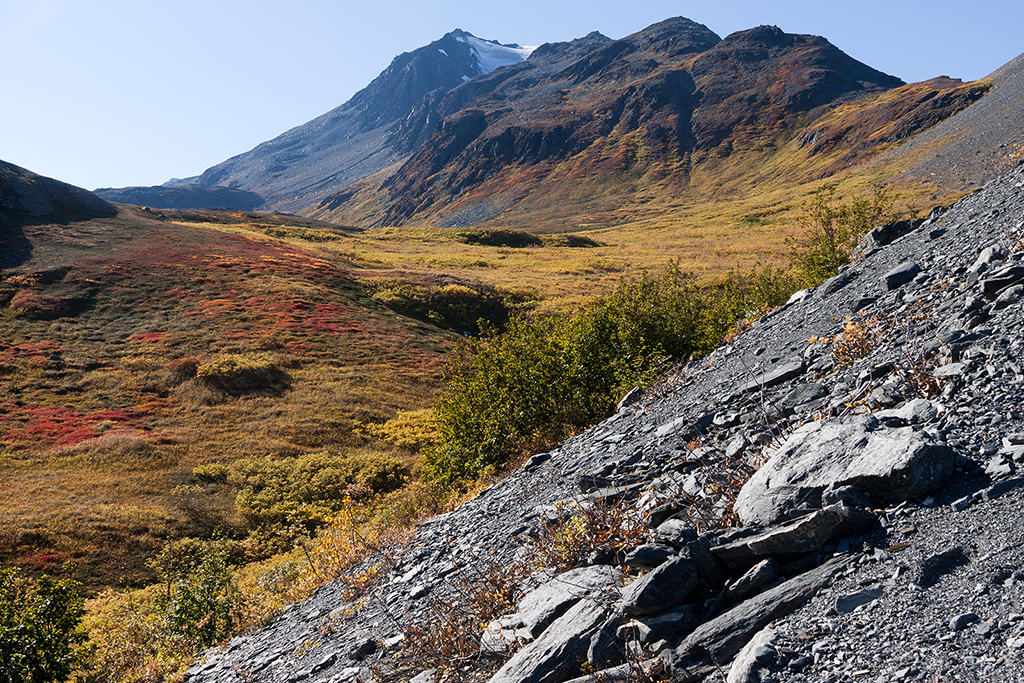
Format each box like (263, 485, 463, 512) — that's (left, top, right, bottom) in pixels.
(447, 29, 537, 75)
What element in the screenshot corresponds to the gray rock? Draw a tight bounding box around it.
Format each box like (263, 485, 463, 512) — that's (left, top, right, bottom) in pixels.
(409, 669, 437, 683)
(985, 455, 1016, 480)
(820, 485, 873, 509)
(627, 602, 703, 643)
(563, 662, 658, 683)
(653, 519, 698, 548)
(780, 383, 829, 409)
(489, 598, 610, 683)
(517, 566, 622, 637)
(835, 586, 885, 614)
(734, 415, 954, 526)
(727, 558, 781, 602)
(950, 612, 980, 630)
(882, 262, 921, 290)
(934, 362, 969, 377)
(726, 626, 777, 683)
(621, 556, 698, 618)
(689, 536, 729, 587)
(622, 544, 676, 570)
(970, 244, 1005, 274)
(981, 265, 1024, 298)
(739, 360, 806, 394)
(712, 505, 877, 569)
(994, 284, 1024, 309)
(664, 557, 848, 678)
(874, 398, 938, 426)
(586, 614, 624, 669)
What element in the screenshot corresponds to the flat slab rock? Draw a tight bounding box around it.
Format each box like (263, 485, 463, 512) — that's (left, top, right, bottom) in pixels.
(488, 598, 610, 683)
(734, 415, 954, 525)
(712, 504, 877, 569)
(516, 565, 621, 637)
(663, 556, 849, 681)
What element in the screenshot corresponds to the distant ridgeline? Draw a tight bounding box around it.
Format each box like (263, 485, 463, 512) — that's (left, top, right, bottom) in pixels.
(92, 185, 264, 211)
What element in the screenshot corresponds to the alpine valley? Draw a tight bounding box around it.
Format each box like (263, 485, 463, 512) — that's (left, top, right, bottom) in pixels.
(3, 14, 1024, 683)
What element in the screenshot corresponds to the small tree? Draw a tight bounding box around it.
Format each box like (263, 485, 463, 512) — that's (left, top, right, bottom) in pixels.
(790, 182, 898, 285)
(151, 539, 245, 649)
(0, 567, 89, 683)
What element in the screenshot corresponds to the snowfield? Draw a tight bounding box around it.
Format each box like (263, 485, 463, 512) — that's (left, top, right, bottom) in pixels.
(459, 32, 536, 74)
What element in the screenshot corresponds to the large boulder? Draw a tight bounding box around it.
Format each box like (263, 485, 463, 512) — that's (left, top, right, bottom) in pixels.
(734, 415, 954, 526)
(488, 598, 610, 683)
(664, 556, 848, 680)
(620, 556, 698, 618)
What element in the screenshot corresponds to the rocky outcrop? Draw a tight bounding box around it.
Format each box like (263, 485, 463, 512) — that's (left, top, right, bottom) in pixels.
(185, 163, 1024, 682)
(0, 159, 116, 226)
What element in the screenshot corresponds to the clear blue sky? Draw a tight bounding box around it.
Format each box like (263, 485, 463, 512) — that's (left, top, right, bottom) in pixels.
(1, 0, 1019, 191)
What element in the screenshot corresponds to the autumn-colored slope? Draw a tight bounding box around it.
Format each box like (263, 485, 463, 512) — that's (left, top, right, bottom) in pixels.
(0, 206, 456, 585)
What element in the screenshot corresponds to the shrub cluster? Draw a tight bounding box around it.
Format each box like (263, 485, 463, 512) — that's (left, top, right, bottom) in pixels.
(0, 567, 88, 683)
(455, 228, 544, 248)
(195, 353, 288, 394)
(424, 263, 796, 487)
(788, 181, 899, 285)
(195, 451, 410, 538)
(362, 278, 536, 334)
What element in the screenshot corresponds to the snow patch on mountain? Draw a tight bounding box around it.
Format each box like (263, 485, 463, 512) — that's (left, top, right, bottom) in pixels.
(459, 32, 536, 74)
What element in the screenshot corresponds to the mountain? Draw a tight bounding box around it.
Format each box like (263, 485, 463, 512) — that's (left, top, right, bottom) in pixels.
(104, 19, 995, 227)
(1, 160, 116, 226)
(93, 184, 264, 210)
(1, 160, 117, 269)
(175, 30, 539, 212)
(309, 20, 982, 229)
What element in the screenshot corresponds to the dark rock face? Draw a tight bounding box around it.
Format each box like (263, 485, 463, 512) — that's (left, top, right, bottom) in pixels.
(93, 185, 264, 211)
(688, 25, 902, 151)
(620, 556, 697, 617)
(0, 159, 116, 225)
(185, 152, 1024, 683)
(0, 160, 117, 269)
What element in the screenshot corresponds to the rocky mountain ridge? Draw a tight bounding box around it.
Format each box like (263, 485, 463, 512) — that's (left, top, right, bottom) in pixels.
(99, 17, 995, 227)
(307, 19, 979, 230)
(182, 162, 1024, 680)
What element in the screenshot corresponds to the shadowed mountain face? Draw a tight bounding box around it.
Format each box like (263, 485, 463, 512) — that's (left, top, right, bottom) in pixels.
(93, 185, 264, 211)
(0, 160, 118, 268)
(177, 30, 539, 212)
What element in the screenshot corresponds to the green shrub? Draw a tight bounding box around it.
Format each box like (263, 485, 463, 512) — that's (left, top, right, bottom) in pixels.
(455, 229, 543, 248)
(424, 263, 798, 488)
(788, 182, 898, 285)
(364, 278, 536, 334)
(0, 567, 88, 683)
(225, 452, 410, 536)
(151, 540, 243, 649)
